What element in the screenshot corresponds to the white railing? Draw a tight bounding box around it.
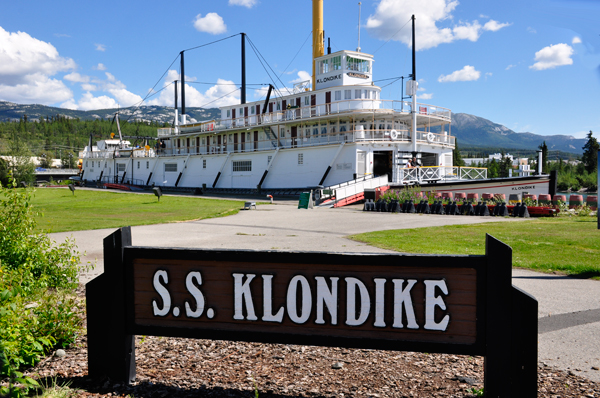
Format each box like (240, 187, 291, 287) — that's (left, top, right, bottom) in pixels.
(166, 99, 451, 136)
(322, 175, 389, 203)
(398, 166, 488, 184)
(82, 129, 455, 160)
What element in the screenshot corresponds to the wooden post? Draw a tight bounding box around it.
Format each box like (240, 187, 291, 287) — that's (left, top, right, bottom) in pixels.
(484, 234, 513, 397)
(86, 227, 136, 384)
(510, 286, 538, 397)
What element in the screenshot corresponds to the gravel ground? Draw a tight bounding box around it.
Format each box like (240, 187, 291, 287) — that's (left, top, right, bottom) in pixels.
(14, 289, 600, 398)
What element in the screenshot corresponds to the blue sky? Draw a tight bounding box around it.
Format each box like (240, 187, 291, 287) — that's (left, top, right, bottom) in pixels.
(0, 0, 598, 139)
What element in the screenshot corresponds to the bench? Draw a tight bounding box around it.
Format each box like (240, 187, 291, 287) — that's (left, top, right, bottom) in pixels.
(244, 201, 256, 210)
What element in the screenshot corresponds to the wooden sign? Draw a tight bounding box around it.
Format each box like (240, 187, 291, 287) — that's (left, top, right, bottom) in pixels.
(87, 228, 538, 397)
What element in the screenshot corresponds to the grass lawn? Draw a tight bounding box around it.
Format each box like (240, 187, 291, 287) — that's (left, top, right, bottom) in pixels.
(349, 217, 600, 279)
(31, 188, 244, 233)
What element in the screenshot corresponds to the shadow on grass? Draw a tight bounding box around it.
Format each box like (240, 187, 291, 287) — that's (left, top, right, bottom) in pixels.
(35, 375, 328, 398)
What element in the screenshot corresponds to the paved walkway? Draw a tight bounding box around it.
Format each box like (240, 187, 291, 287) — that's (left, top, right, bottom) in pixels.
(50, 201, 600, 383)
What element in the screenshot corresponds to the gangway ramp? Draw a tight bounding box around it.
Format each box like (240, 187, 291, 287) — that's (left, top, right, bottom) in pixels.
(318, 175, 389, 208)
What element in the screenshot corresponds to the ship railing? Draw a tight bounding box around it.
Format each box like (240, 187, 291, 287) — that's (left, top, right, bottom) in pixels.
(159, 128, 455, 157)
(175, 99, 450, 135)
(398, 166, 488, 184)
(80, 151, 113, 159)
(99, 176, 145, 186)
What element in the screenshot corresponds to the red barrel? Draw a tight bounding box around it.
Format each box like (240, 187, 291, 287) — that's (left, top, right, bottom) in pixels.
(569, 194, 584, 209)
(587, 195, 598, 210)
(538, 194, 551, 206)
(494, 193, 506, 202)
(467, 193, 479, 202)
(482, 193, 494, 200)
(552, 195, 567, 206)
(455, 192, 466, 201)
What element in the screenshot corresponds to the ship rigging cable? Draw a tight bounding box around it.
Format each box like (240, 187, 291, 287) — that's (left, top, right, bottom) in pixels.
(245, 35, 289, 99)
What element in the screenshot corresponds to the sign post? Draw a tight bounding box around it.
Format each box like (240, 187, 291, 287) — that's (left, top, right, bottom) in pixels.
(87, 227, 538, 397)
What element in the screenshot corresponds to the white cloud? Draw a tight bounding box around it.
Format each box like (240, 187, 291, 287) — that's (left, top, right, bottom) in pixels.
(452, 21, 482, 42)
(527, 27, 537, 34)
(229, 0, 257, 8)
(483, 20, 511, 32)
(95, 43, 106, 52)
(0, 26, 76, 104)
(505, 64, 516, 70)
(64, 72, 90, 83)
(0, 73, 73, 104)
(572, 36, 582, 45)
(93, 63, 107, 71)
(438, 65, 481, 82)
(146, 71, 239, 108)
(62, 92, 118, 110)
(81, 83, 97, 91)
(193, 13, 227, 35)
(418, 92, 433, 100)
(365, 0, 505, 50)
(290, 70, 311, 84)
(529, 43, 574, 70)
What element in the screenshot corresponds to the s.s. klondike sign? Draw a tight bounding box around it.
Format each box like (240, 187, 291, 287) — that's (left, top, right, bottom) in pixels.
(87, 227, 538, 398)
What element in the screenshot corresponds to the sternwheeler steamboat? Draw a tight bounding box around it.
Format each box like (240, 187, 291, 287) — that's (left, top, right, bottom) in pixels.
(79, 1, 552, 204)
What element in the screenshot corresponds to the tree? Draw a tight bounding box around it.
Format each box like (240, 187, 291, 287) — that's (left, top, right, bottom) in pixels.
(3, 131, 35, 184)
(538, 141, 548, 174)
(498, 153, 513, 178)
(581, 131, 599, 174)
(453, 139, 465, 166)
(487, 158, 499, 178)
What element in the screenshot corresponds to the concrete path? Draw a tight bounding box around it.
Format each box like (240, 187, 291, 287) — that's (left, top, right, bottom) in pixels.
(50, 201, 600, 383)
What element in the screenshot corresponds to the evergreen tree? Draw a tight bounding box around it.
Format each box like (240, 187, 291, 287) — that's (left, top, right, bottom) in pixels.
(581, 130, 598, 174)
(538, 141, 548, 174)
(453, 139, 465, 166)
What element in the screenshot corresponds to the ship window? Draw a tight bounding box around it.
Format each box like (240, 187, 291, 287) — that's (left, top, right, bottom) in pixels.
(251, 106, 255, 115)
(203, 159, 206, 169)
(298, 153, 304, 165)
(117, 163, 126, 172)
(233, 160, 252, 172)
(320, 58, 329, 74)
(85, 161, 88, 167)
(340, 124, 347, 132)
(313, 126, 319, 136)
(267, 155, 272, 165)
(227, 109, 231, 118)
(355, 89, 361, 99)
(332, 56, 341, 70)
(305, 128, 311, 138)
(344, 90, 351, 100)
(334, 91, 341, 101)
(164, 163, 177, 173)
(276, 101, 281, 111)
(364, 90, 369, 99)
(146, 161, 149, 169)
(304, 96, 309, 106)
(137, 161, 140, 169)
(321, 126, 327, 135)
(346, 56, 370, 73)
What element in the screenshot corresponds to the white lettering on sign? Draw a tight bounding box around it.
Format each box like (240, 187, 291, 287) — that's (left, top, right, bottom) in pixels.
(315, 277, 338, 325)
(345, 277, 370, 326)
(233, 273, 257, 321)
(287, 275, 312, 324)
(152, 270, 171, 317)
(262, 275, 284, 323)
(392, 279, 418, 329)
(424, 280, 450, 331)
(149, 270, 451, 332)
(512, 185, 535, 191)
(184, 272, 205, 318)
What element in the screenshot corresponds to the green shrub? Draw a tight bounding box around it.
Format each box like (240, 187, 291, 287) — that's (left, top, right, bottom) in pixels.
(0, 178, 88, 395)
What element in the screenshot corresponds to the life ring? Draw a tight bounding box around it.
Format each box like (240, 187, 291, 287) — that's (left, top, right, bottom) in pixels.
(426, 132, 435, 143)
(390, 129, 398, 140)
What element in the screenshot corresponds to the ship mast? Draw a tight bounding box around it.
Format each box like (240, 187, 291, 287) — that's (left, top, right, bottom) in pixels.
(410, 14, 418, 158)
(312, 0, 324, 91)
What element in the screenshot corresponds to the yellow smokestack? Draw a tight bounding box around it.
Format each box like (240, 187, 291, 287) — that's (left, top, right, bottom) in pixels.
(312, 0, 324, 91)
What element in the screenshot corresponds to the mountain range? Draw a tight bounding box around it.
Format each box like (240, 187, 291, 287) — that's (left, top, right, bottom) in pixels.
(0, 101, 586, 154)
